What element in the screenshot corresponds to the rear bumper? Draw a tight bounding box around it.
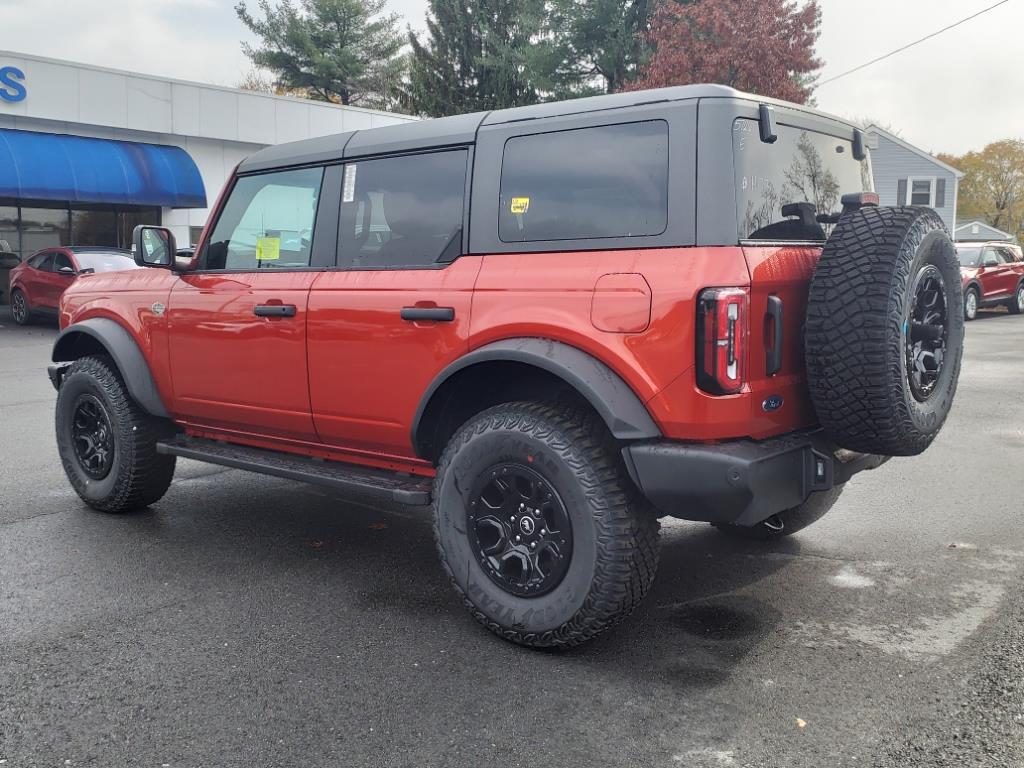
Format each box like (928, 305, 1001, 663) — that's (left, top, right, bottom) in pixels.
(622, 430, 888, 527)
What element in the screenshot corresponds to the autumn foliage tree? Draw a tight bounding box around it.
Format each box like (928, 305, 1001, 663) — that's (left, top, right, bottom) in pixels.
(624, 0, 822, 104)
(938, 140, 1024, 241)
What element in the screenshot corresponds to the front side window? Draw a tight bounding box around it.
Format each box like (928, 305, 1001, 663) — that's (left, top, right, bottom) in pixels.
(204, 167, 324, 270)
(957, 246, 981, 267)
(52, 252, 74, 273)
(338, 150, 467, 269)
(982, 248, 1003, 266)
(734, 120, 873, 242)
(498, 121, 669, 243)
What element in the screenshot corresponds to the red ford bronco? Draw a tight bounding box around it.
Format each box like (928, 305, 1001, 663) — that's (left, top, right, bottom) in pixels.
(48, 86, 964, 647)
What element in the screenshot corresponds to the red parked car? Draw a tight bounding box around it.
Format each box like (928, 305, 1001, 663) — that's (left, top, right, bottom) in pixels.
(47, 86, 964, 647)
(957, 242, 1024, 320)
(8, 246, 139, 325)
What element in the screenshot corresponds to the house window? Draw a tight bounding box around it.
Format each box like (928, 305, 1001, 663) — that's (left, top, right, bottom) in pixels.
(908, 177, 936, 207)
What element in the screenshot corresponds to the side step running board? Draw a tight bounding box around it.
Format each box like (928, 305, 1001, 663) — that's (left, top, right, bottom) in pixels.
(157, 436, 432, 506)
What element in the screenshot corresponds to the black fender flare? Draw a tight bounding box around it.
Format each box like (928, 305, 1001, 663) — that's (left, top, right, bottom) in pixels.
(964, 280, 982, 300)
(51, 318, 169, 418)
(412, 338, 661, 457)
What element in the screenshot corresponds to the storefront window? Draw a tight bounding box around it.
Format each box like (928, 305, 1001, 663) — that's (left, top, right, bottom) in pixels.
(118, 208, 161, 249)
(71, 209, 118, 248)
(20, 207, 71, 254)
(0, 206, 18, 259)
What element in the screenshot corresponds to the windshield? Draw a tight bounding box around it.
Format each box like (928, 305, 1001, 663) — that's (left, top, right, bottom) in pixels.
(73, 251, 140, 273)
(957, 247, 982, 267)
(733, 119, 873, 242)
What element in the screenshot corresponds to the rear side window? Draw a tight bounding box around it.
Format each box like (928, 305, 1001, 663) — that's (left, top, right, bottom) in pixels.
(204, 167, 324, 270)
(498, 121, 669, 243)
(734, 119, 873, 242)
(338, 150, 467, 269)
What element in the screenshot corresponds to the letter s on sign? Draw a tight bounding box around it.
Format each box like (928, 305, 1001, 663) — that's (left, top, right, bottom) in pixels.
(0, 67, 26, 104)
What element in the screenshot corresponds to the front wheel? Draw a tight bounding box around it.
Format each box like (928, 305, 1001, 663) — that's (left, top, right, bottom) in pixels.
(10, 288, 31, 325)
(1008, 282, 1024, 315)
(55, 355, 176, 512)
(432, 402, 660, 648)
(964, 287, 979, 321)
(713, 486, 844, 541)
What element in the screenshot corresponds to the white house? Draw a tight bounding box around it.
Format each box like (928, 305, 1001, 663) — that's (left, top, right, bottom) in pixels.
(955, 220, 1015, 243)
(865, 125, 964, 234)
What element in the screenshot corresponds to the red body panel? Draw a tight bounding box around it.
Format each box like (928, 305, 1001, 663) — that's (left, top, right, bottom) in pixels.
(306, 257, 482, 462)
(57, 240, 824, 469)
(166, 272, 320, 441)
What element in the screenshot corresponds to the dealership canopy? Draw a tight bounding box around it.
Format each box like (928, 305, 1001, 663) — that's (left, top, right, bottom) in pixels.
(0, 128, 206, 208)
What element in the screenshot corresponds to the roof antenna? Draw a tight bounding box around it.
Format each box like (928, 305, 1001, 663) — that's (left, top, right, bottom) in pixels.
(758, 104, 778, 144)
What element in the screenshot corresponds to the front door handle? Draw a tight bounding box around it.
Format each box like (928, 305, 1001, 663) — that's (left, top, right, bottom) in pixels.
(400, 306, 455, 322)
(254, 304, 297, 318)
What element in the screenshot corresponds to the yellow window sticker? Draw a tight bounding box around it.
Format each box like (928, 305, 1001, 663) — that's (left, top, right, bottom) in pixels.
(256, 237, 280, 261)
(510, 196, 530, 215)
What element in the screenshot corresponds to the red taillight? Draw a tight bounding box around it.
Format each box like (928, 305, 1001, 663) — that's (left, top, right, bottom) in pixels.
(697, 287, 748, 395)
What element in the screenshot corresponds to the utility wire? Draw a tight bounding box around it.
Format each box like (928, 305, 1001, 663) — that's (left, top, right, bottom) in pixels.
(818, 0, 1013, 87)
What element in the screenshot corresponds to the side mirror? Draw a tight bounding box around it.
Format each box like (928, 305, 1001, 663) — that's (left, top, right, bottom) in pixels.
(57, 265, 76, 276)
(133, 225, 176, 268)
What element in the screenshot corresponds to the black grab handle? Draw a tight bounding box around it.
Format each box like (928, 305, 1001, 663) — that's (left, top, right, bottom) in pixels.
(400, 306, 455, 322)
(766, 296, 784, 376)
(254, 304, 297, 318)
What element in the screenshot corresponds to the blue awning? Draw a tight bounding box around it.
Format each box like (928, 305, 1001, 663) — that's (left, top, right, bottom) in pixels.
(0, 128, 206, 208)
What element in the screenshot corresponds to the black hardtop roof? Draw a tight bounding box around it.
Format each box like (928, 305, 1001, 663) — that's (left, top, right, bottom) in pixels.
(238, 84, 857, 173)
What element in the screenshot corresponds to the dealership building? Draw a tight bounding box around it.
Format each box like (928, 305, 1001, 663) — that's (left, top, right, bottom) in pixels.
(0, 51, 414, 266)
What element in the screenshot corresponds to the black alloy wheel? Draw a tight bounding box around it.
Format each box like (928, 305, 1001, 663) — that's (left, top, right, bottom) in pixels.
(11, 289, 29, 325)
(71, 394, 115, 479)
(467, 462, 573, 597)
(906, 264, 949, 402)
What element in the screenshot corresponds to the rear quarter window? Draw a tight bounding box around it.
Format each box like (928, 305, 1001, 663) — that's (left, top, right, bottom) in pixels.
(498, 121, 669, 243)
(734, 119, 873, 242)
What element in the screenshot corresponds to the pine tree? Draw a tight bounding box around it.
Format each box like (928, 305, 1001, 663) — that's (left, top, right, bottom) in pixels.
(536, 0, 656, 97)
(406, 0, 545, 117)
(236, 0, 405, 109)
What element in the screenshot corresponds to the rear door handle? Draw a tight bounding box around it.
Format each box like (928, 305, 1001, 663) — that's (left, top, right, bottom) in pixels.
(254, 304, 297, 318)
(400, 306, 455, 322)
(766, 296, 784, 376)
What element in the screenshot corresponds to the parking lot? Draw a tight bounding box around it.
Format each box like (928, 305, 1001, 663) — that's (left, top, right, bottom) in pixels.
(1, 306, 1022, 768)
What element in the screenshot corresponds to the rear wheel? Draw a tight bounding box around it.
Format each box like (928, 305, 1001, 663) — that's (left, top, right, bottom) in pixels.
(713, 486, 843, 541)
(1008, 282, 1024, 315)
(55, 355, 176, 512)
(432, 401, 660, 648)
(10, 288, 31, 325)
(964, 287, 979, 321)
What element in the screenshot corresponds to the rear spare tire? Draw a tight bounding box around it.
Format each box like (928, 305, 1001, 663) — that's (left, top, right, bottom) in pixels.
(805, 206, 963, 457)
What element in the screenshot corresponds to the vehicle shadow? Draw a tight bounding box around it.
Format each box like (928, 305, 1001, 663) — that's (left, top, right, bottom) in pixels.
(94, 472, 797, 693)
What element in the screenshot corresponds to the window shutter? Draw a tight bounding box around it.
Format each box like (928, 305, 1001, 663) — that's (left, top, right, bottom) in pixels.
(897, 178, 908, 206)
(936, 179, 946, 208)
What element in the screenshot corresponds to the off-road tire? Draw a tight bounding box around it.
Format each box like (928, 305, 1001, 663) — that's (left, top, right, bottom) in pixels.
(55, 355, 176, 512)
(805, 206, 963, 456)
(713, 486, 844, 541)
(10, 288, 31, 325)
(1008, 282, 1024, 315)
(964, 287, 979, 321)
(432, 401, 660, 648)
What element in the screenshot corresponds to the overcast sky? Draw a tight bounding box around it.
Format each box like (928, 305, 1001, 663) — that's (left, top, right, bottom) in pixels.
(0, 0, 1017, 155)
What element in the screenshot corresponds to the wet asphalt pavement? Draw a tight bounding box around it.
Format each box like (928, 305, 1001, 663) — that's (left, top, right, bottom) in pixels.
(1, 305, 1022, 768)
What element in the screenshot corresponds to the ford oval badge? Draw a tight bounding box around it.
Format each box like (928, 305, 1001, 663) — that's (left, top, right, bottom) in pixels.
(762, 395, 784, 412)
